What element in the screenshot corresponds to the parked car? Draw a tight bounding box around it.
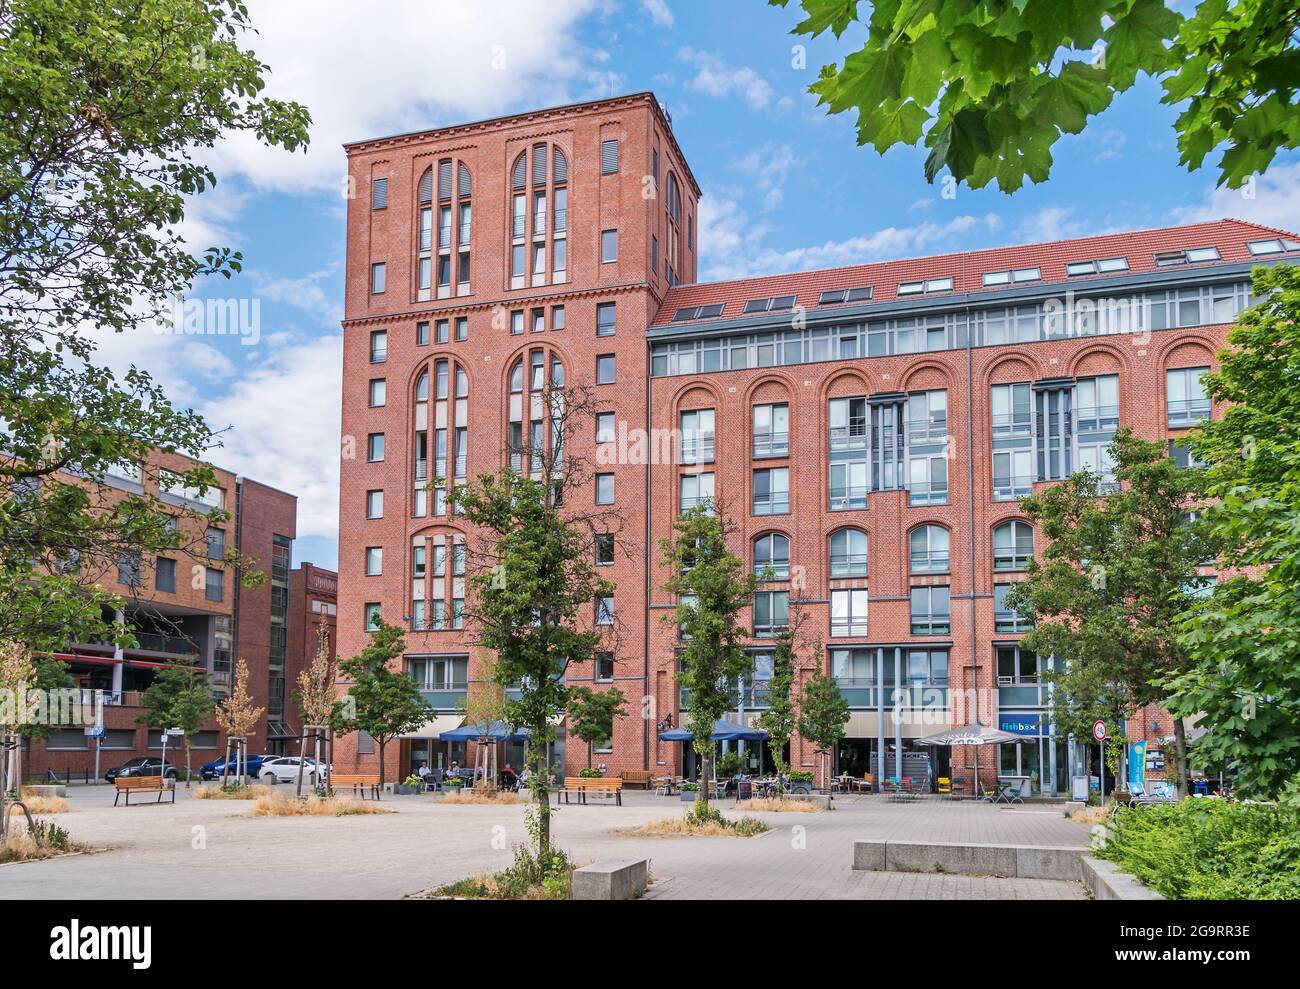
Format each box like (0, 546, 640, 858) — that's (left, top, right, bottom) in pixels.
(199, 754, 269, 780)
(104, 757, 179, 782)
(258, 756, 329, 785)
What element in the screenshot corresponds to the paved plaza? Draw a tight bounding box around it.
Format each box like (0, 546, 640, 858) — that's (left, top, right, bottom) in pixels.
(1, 785, 1091, 900)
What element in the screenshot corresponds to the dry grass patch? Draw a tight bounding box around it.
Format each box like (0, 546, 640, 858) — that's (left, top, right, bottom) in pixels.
(735, 797, 827, 813)
(618, 813, 769, 838)
(441, 789, 523, 805)
(1066, 804, 1113, 825)
(248, 793, 392, 817)
(192, 784, 272, 801)
(18, 791, 70, 814)
(0, 819, 91, 864)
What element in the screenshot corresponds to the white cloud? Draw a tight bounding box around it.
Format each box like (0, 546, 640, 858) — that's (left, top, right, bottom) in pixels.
(677, 48, 774, 110)
(1171, 161, 1300, 234)
(1014, 205, 1093, 244)
(205, 0, 608, 193)
(248, 264, 344, 324)
(639, 0, 674, 27)
(732, 143, 802, 213)
(698, 192, 1004, 281)
(198, 334, 343, 541)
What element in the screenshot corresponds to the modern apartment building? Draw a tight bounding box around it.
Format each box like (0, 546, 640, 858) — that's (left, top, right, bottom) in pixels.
(337, 90, 1300, 793)
(26, 453, 333, 778)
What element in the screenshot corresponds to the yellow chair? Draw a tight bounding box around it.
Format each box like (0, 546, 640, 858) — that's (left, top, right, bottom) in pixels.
(938, 776, 952, 795)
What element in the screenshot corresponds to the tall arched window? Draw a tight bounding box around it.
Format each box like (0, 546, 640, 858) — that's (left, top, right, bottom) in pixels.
(413, 358, 469, 518)
(509, 143, 567, 289)
(507, 348, 564, 477)
(993, 521, 1033, 571)
(417, 159, 471, 300)
(410, 528, 467, 633)
(665, 172, 682, 286)
(909, 524, 950, 574)
(829, 528, 868, 578)
(753, 532, 790, 580)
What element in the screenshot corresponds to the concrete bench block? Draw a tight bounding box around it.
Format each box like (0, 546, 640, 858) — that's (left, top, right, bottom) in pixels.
(1081, 856, 1164, 900)
(785, 793, 832, 810)
(24, 785, 67, 799)
(571, 859, 648, 901)
(852, 840, 886, 871)
(888, 840, 1019, 877)
(1015, 845, 1086, 880)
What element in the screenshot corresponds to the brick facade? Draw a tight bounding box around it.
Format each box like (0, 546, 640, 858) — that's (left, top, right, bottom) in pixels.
(338, 91, 1299, 791)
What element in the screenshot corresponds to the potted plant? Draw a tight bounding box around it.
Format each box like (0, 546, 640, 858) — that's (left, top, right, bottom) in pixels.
(680, 781, 700, 802)
(578, 767, 604, 779)
(786, 770, 815, 795)
(443, 776, 465, 794)
(396, 773, 424, 795)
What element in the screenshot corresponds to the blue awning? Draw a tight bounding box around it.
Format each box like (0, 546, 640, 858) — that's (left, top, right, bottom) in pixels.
(659, 719, 770, 742)
(439, 720, 530, 742)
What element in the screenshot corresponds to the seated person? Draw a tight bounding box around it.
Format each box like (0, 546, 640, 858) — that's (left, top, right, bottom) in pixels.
(500, 763, 519, 788)
(416, 761, 430, 779)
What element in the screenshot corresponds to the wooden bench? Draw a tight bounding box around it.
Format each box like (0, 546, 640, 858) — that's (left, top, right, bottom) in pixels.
(114, 776, 174, 807)
(618, 770, 654, 790)
(557, 777, 623, 805)
(328, 774, 381, 800)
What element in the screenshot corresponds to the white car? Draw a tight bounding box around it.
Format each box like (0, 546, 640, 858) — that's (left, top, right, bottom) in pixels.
(258, 757, 327, 785)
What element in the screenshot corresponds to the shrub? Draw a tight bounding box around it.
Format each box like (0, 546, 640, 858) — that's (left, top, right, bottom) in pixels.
(435, 844, 573, 899)
(1100, 800, 1300, 899)
(786, 770, 814, 784)
(248, 794, 392, 817)
(403, 774, 424, 788)
(577, 767, 604, 778)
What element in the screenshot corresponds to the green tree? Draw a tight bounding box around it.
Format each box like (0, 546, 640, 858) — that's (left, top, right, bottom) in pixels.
(756, 592, 809, 795)
(660, 505, 756, 815)
(1009, 429, 1215, 794)
(335, 617, 430, 788)
(0, 0, 308, 654)
(796, 661, 850, 789)
(1173, 264, 1300, 798)
(769, 0, 1299, 192)
(456, 382, 619, 860)
(137, 663, 214, 784)
(567, 686, 628, 769)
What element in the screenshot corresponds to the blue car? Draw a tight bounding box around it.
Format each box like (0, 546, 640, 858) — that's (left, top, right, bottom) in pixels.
(200, 754, 269, 780)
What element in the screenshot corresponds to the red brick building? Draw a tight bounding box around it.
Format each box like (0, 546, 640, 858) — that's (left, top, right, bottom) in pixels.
(336, 91, 1300, 793)
(25, 456, 329, 779)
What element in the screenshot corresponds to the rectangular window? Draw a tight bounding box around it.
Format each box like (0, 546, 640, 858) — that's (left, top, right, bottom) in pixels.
(596, 354, 616, 384)
(753, 590, 789, 637)
(1167, 367, 1211, 427)
(679, 409, 715, 464)
(596, 596, 615, 626)
(994, 584, 1031, 634)
(155, 557, 176, 593)
(595, 473, 615, 505)
(206, 527, 225, 559)
(830, 589, 869, 637)
(596, 302, 616, 337)
(596, 533, 615, 566)
(752, 403, 789, 458)
(370, 262, 386, 294)
(371, 177, 388, 209)
(366, 490, 384, 519)
(511, 310, 524, 335)
(752, 467, 790, 516)
(601, 229, 618, 263)
(369, 379, 386, 407)
(595, 653, 615, 681)
(601, 138, 619, 174)
(416, 322, 429, 346)
(205, 567, 225, 602)
(365, 547, 382, 576)
(679, 472, 715, 512)
(369, 330, 387, 363)
(367, 433, 385, 462)
(435, 319, 449, 344)
(551, 305, 565, 331)
(1035, 386, 1073, 481)
(596, 412, 616, 445)
(910, 585, 951, 635)
(364, 603, 382, 632)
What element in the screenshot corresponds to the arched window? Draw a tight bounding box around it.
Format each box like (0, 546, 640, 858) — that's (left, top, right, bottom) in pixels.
(509, 143, 567, 289)
(753, 533, 790, 580)
(993, 521, 1033, 571)
(410, 529, 467, 632)
(414, 358, 468, 518)
(417, 160, 470, 300)
(909, 524, 950, 574)
(508, 348, 565, 476)
(828, 528, 868, 578)
(665, 172, 682, 285)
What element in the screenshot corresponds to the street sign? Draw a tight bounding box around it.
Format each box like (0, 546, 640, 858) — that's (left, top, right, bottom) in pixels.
(1092, 720, 1108, 742)
(84, 724, 105, 738)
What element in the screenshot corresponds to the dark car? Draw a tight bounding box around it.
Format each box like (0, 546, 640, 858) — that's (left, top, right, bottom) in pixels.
(104, 757, 179, 782)
(199, 754, 269, 780)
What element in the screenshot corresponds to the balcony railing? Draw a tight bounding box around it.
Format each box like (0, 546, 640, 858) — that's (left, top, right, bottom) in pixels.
(908, 480, 948, 506)
(752, 494, 789, 516)
(830, 616, 869, 637)
(752, 431, 789, 458)
(909, 550, 950, 573)
(829, 486, 868, 511)
(829, 428, 868, 452)
(991, 413, 1031, 438)
(829, 553, 868, 579)
(1168, 399, 1211, 428)
(1076, 405, 1120, 432)
(834, 678, 950, 709)
(993, 476, 1033, 501)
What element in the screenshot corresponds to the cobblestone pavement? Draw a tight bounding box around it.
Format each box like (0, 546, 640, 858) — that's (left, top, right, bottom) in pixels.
(0, 786, 1088, 900)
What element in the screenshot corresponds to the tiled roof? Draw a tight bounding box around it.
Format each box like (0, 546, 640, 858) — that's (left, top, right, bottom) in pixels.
(652, 219, 1299, 326)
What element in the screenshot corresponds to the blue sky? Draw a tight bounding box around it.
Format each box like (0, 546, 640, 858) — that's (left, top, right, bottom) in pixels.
(105, 0, 1299, 572)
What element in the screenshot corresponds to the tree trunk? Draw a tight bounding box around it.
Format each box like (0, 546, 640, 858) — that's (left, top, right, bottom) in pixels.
(533, 738, 550, 860)
(1171, 717, 1190, 798)
(377, 738, 387, 788)
(295, 731, 307, 799)
(185, 741, 192, 788)
(696, 747, 712, 816)
(587, 741, 592, 769)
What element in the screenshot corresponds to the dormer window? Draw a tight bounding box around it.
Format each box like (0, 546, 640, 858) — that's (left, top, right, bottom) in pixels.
(897, 277, 954, 296)
(1246, 238, 1300, 256)
(742, 295, 797, 314)
(818, 286, 873, 305)
(1065, 256, 1128, 276)
(1154, 247, 1220, 266)
(982, 267, 1040, 286)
